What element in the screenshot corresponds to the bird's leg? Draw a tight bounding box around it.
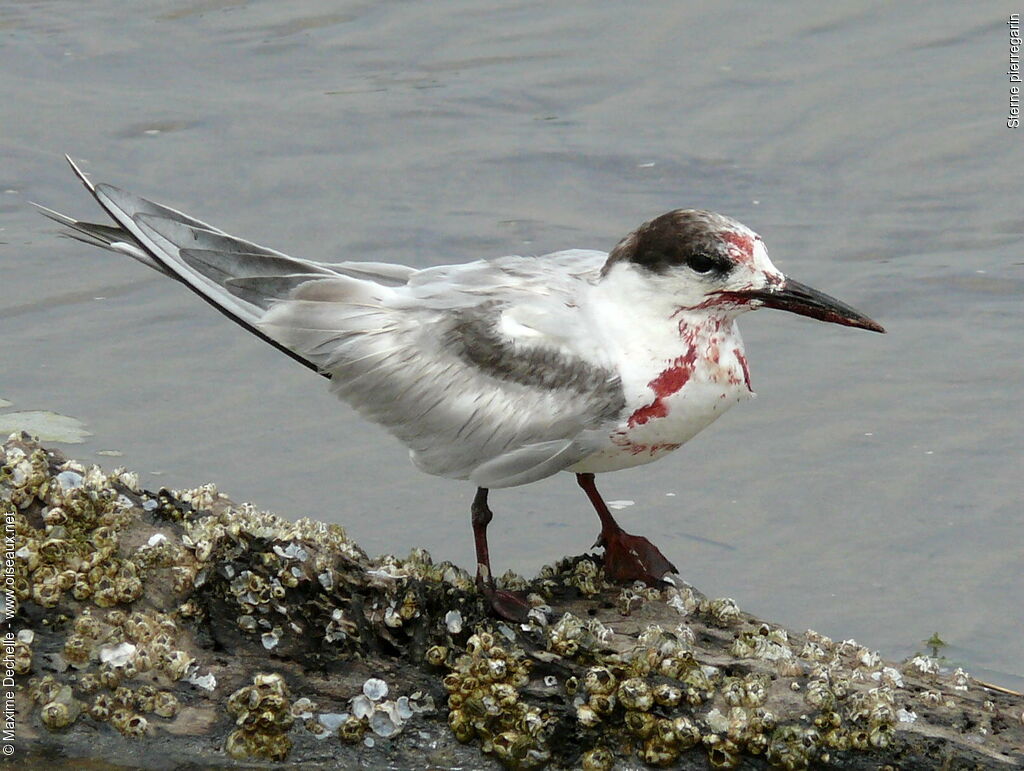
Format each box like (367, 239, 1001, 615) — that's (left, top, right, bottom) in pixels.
(575, 472, 678, 584)
(471, 488, 530, 622)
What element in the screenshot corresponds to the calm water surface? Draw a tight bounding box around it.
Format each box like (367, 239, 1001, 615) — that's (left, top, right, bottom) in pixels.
(2, 1, 1021, 684)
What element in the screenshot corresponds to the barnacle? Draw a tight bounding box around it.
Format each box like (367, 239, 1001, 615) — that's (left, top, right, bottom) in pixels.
(224, 672, 294, 760)
(118, 712, 149, 737)
(112, 686, 134, 708)
(800, 640, 829, 661)
(547, 613, 588, 657)
(11, 633, 33, 674)
(63, 634, 90, 664)
(766, 725, 820, 770)
(813, 709, 841, 730)
(589, 692, 616, 716)
(731, 625, 794, 663)
(90, 693, 115, 721)
(583, 666, 617, 696)
(617, 678, 653, 711)
(98, 665, 122, 690)
(29, 675, 62, 705)
(742, 673, 770, 707)
(850, 729, 870, 750)
(869, 721, 894, 749)
(580, 747, 615, 771)
(704, 734, 742, 769)
(652, 682, 682, 707)
(702, 597, 741, 626)
(640, 737, 679, 766)
(425, 644, 448, 667)
(952, 667, 970, 691)
(40, 686, 80, 731)
(132, 685, 157, 713)
(447, 708, 473, 743)
(576, 704, 600, 727)
(821, 726, 850, 750)
(747, 731, 769, 755)
(438, 629, 549, 767)
(725, 706, 750, 742)
(162, 649, 194, 680)
(151, 688, 180, 720)
(804, 679, 836, 711)
(617, 586, 645, 615)
(41, 700, 75, 730)
(72, 610, 101, 639)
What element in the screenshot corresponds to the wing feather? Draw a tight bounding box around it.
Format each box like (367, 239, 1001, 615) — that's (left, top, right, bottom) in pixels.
(260, 262, 624, 486)
(45, 159, 623, 486)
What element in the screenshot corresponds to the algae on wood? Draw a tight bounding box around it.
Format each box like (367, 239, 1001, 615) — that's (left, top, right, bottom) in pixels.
(4, 434, 1022, 769)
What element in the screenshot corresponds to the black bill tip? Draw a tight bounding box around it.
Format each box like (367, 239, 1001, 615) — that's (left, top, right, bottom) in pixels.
(741, 278, 886, 333)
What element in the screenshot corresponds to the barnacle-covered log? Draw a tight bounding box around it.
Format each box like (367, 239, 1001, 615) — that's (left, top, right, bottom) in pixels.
(4, 434, 1022, 769)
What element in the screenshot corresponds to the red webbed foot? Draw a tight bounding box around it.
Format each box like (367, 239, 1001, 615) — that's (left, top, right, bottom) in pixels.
(597, 528, 679, 585)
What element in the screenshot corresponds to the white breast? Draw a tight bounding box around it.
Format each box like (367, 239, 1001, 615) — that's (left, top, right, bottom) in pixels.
(570, 291, 755, 474)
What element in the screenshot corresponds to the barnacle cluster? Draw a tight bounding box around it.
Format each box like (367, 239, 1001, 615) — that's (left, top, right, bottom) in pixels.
(8, 435, 1017, 767)
(426, 557, 990, 770)
(731, 623, 796, 664)
(546, 612, 611, 659)
(3, 443, 145, 614)
(556, 557, 605, 597)
(28, 666, 178, 738)
(29, 679, 81, 730)
(174, 493, 496, 659)
(441, 630, 552, 768)
(170, 491, 375, 656)
(225, 672, 294, 760)
(569, 624, 787, 768)
(524, 587, 971, 771)
(3, 438, 198, 736)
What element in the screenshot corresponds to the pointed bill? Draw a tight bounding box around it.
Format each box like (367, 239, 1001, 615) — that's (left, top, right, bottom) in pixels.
(739, 278, 885, 333)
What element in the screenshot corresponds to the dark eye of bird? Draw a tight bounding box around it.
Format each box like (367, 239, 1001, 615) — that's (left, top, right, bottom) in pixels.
(686, 252, 719, 274)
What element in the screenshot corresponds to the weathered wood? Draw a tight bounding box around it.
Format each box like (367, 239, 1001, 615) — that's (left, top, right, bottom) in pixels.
(4, 435, 1022, 769)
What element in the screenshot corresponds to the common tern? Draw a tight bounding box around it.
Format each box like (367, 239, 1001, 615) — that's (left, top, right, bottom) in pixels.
(40, 156, 884, 620)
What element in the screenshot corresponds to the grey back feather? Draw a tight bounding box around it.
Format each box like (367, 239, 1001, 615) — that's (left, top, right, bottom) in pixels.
(261, 252, 625, 487)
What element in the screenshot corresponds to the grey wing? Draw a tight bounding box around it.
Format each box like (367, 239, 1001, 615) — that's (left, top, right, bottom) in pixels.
(260, 264, 626, 488)
(45, 158, 623, 487)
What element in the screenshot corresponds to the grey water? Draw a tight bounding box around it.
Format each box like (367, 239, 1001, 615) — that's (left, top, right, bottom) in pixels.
(2, 1, 1021, 686)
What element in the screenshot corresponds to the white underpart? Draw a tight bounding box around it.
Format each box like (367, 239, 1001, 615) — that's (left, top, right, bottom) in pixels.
(569, 262, 755, 473)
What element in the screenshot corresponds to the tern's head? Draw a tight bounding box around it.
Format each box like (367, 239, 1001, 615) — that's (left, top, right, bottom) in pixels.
(602, 209, 884, 333)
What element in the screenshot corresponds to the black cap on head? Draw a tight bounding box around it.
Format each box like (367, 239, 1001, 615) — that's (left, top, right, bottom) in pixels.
(602, 209, 737, 277)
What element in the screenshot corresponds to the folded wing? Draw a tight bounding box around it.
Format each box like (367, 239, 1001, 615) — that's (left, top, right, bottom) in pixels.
(45, 158, 624, 487)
